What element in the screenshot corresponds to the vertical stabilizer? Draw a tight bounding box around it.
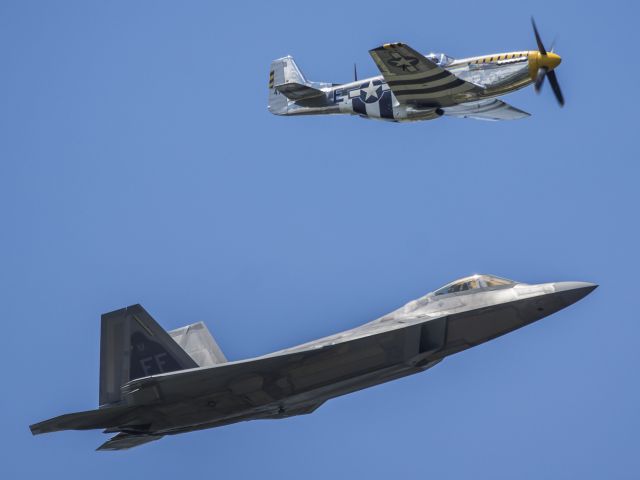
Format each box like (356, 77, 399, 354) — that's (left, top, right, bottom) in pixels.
(268, 56, 293, 115)
(169, 322, 227, 367)
(269, 55, 321, 113)
(268, 56, 332, 114)
(99, 305, 198, 406)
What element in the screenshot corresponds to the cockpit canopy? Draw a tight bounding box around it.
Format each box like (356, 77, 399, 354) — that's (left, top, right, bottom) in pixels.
(433, 274, 515, 296)
(425, 53, 455, 66)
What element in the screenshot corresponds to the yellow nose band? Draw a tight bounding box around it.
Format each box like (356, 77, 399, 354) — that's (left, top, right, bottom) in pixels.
(528, 51, 562, 80)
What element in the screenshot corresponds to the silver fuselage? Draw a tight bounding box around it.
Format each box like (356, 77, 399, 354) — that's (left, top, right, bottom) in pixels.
(280, 51, 535, 122)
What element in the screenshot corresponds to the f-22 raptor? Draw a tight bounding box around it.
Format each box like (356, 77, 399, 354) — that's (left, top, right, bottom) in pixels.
(30, 274, 596, 450)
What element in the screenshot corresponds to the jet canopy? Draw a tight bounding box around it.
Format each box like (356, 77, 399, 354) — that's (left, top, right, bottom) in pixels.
(433, 274, 515, 296)
(425, 53, 455, 66)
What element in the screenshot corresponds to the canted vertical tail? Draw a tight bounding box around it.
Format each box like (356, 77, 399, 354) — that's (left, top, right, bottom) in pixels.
(99, 304, 199, 406)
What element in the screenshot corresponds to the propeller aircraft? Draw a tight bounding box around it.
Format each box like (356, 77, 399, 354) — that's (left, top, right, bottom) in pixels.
(268, 19, 563, 122)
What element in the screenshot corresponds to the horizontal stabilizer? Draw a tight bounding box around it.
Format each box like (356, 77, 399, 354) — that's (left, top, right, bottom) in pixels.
(97, 433, 163, 451)
(30, 405, 136, 435)
(169, 322, 227, 367)
(268, 55, 332, 114)
(274, 82, 325, 101)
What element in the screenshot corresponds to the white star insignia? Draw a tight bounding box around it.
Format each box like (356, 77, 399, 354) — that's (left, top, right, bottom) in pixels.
(364, 83, 379, 101)
(393, 57, 413, 68)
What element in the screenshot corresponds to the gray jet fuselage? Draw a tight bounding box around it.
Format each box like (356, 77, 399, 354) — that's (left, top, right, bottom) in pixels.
(142, 276, 595, 433)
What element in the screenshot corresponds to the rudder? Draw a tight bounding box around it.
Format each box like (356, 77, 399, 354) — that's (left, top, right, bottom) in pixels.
(268, 56, 293, 115)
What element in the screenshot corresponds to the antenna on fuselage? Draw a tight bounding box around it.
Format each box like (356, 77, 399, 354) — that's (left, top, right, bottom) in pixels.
(354, 63, 358, 82)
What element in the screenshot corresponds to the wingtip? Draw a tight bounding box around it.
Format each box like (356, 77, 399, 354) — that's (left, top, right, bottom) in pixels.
(370, 42, 405, 52)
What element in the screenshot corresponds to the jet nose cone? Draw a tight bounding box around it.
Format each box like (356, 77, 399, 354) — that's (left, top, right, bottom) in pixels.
(554, 281, 598, 306)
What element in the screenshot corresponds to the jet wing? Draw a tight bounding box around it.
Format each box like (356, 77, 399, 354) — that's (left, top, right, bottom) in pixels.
(120, 320, 441, 409)
(369, 43, 480, 106)
(442, 98, 530, 121)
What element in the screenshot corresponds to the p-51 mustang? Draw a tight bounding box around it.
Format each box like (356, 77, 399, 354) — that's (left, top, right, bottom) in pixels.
(30, 274, 595, 450)
(268, 19, 563, 122)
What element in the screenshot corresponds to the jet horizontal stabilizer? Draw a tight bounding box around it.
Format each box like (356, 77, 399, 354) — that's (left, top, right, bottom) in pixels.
(30, 405, 137, 435)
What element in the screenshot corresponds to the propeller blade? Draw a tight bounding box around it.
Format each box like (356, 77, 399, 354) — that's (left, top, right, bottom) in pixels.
(531, 17, 547, 55)
(547, 70, 565, 106)
(535, 67, 547, 92)
(354, 63, 358, 82)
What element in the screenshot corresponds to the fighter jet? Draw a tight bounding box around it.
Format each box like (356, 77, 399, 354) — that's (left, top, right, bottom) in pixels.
(30, 274, 595, 450)
(268, 19, 563, 122)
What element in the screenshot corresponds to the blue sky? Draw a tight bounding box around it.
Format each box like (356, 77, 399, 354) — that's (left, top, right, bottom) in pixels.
(1, 1, 638, 478)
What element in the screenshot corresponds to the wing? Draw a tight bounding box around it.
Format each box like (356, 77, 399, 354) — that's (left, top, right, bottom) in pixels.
(369, 43, 480, 106)
(120, 320, 441, 408)
(442, 99, 530, 121)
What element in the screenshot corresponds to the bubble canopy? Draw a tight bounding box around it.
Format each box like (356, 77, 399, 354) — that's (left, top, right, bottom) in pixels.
(425, 53, 455, 66)
(433, 274, 516, 296)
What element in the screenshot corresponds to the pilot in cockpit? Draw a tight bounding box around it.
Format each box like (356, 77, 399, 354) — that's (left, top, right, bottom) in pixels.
(425, 53, 455, 67)
(434, 274, 514, 296)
